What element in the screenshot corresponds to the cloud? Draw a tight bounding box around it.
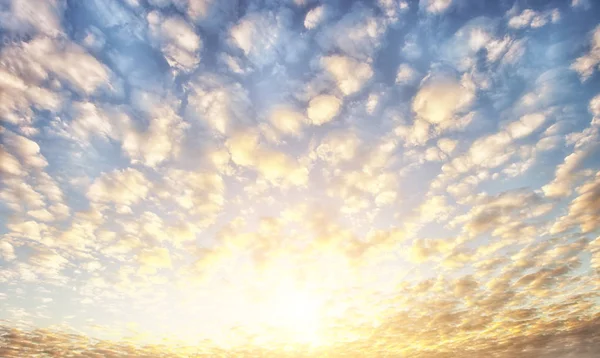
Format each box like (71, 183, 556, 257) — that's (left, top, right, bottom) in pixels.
(418, 195, 453, 223)
(572, 0, 592, 10)
(0, 179, 45, 213)
(226, 129, 309, 187)
(542, 145, 597, 197)
(106, 92, 191, 168)
(410, 237, 453, 263)
(10, 37, 113, 95)
(316, 4, 387, 61)
(230, 10, 299, 68)
(186, 74, 252, 135)
(268, 106, 307, 137)
(87, 168, 151, 206)
(395, 63, 420, 85)
(321, 55, 373, 96)
(1, 0, 600, 356)
(572, 25, 600, 81)
(307, 94, 342, 125)
(413, 75, 475, 127)
(2, 131, 48, 170)
(453, 189, 543, 238)
(507, 9, 560, 29)
(183, 0, 237, 30)
(551, 171, 600, 234)
(159, 169, 224, 225)
(138, 247, 172, 274)
(0, 146, 25, 177)
(0, 0, 64, 37)
(148, 11, 202, 71)
(420, 0, 452, 14)
(0, 242, 16, 261)
(313, 129, 361, 165)
(506, 113, 546, 139)
(304, 5, 327, 29)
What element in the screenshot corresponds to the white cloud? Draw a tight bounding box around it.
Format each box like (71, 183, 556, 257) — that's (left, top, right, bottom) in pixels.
(0, 242, 16, 261)
(572, 0, 591, 10)
(304, 5, 327, 29)
(395, 64, 420, 85)
(2, 131, 48, 170)
(0, 0, 64, 37)
(0, 147, 24, 177)
(186, 74, 252, 135)
(269, 106, 307, 136)
(438, 138, 458, 155)
(508, 9, 559, 29)
(542, 146, 597, 198)
(506, 113, 546, 139)
(420, 0, 452, 14)
(316, 5, 387, 61)
(13, 37, 112, 95)
(0, 67, 62, 126)
(314, 130, 361, 165)
(122, 93, 189, 167)
(184, 0, 237, 30)
(321, 55, 373, 96)
(307, 95, 342, 125)
(87, 168, 152, 206)
(572, 25, 600, 81)
(148, 11, 202, 71)
(419, 195, 453, 223)
(551, 171, 600, 234)
(230, 10, 299, 68)
(412, 75, 475, 127)
(159, 169, 224, 222)
(226, 129, 309, 187)
(0, 179, 45, 213)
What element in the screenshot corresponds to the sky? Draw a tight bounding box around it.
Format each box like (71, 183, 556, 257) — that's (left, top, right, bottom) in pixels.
(1, 0, 600, 356)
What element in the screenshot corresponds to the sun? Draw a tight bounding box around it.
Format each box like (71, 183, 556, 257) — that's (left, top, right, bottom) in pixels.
(262, 282, 326, 346)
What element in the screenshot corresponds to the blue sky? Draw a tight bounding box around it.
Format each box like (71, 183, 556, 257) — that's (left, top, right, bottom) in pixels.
(1, 0, 600, 356)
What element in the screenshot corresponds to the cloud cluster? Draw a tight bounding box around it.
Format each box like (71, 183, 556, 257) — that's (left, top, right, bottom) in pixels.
(1, 0, 599, 356)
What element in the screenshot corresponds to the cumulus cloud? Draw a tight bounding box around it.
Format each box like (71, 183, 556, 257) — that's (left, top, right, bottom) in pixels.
(148, 11, 202, 71)
(420, 0, 453, 14)
(551, 171, 600, 234)
(507, 9, 560, 29)
(304, 5, 328, 29)
(226, 129, 309, 187)
(321, 55, 373, 96)
(307, 94, 342, 125)
(313, 129, 361, 165)
(542, 146, 597, 197)
(230, 9, 301, 68)
(395, 63, 420, 85)
(0, 0, 64, 37)
(572, 25, 600, 81)
(413, 75, 475, 126)
(87, 168, 151, 206)
(186, 74, 252, 135)
(268, 106, 308, 136)
(316, 4, 387, 61)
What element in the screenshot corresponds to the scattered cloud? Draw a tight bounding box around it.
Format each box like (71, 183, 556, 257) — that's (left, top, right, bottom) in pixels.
(307, 94, 342, 125)
(0, 0, 599, 356)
